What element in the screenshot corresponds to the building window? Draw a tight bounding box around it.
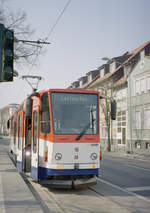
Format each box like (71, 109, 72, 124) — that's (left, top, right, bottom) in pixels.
(144, 109, 150, 129)
(122, 88, 126, 98)
(117, 111, 121, 116)
(100, 69, 104, 78)
(135, 142, 141, 149)
(41, 93, 51, 134)
(135, 77, 150, 95)
(79, 81, 82, 87)
(117, 122, 121, 127)
(140, 78, 146, 93)
(117, 111, 126, 145)
(118, 139, 121, 144)
(122, 122, 126, 126)
(109, 62, 116, 73)
(146, 142, 150, 149)
(135, 80, 140, 94)
(122, 111, 126, 116)
(88, 75, 92, 82)
(135, 111, 141, 129)
(147, 77, 150, 91)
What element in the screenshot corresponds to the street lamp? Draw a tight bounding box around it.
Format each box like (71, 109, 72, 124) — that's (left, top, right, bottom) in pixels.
(102, 57, 133, 154)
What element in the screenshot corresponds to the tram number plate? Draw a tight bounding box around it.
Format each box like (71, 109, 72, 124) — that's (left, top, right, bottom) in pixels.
(74, 154, 78, 160)
(74, 163, 79, 169)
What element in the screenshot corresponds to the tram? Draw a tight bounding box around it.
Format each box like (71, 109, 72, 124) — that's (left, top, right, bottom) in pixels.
(9, 89, 105, 188)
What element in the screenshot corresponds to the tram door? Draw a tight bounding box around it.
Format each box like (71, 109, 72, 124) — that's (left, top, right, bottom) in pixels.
(31, 109, 39, 181)
(22, 117, 32, 173)
(17, 112, 24, 171)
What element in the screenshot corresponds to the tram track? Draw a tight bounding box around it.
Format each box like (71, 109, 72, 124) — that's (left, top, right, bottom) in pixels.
(5, 140, 150, 213)
(25, 176, 104, 213)
(8, 150, 150, 213)
(8, 151, 63, 213)
(23, 176, 132, 213)
(26, 177, 67, 213)
(23, 175, 113, 213)
(8, 152, 105, 212)
(6, 150, 137, 213)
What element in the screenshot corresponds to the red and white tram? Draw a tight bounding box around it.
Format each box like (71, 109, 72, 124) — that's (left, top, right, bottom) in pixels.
(9, 89, 101, 188)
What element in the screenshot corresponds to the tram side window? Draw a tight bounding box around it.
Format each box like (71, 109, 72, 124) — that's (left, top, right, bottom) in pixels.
(18, 115, 22, 150)
(14, 120, 17, 145)
(41, 93, 50, 134)
(33, 111, 37, 153)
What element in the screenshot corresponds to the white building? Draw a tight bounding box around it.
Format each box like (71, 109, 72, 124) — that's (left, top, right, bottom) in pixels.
(0, 104, 18, 135)
(69, 41, 150, 153)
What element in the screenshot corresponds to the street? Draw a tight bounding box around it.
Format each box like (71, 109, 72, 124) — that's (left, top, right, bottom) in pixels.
(0, 137, 150, 213)
(101, 152, 150, 199)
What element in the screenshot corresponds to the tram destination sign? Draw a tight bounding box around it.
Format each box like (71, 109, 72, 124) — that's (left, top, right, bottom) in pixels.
(51, 92, 98, 105)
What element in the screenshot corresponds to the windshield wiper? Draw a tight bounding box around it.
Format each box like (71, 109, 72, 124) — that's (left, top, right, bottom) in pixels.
(76, 110, 95, 141)
(75, 122, 91, 141)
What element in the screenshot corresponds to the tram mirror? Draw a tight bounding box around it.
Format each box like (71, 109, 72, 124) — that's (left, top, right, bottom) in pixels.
(7, 119, 10, 129)
(26, 98, 33, 118)
(111, 100, 117, 120)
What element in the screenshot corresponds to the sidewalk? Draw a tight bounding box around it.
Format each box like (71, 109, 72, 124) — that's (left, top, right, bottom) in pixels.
(0, 139, 43, 213)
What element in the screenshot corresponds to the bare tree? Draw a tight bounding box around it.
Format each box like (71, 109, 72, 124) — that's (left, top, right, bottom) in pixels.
(100, 81, 115, 152)
(0, 0, 43, 66)
(100, 89, 111, 151)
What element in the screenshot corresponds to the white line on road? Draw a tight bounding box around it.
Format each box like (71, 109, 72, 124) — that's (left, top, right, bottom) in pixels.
(0, 174, 6, 213)
(125, 186, 150, 192)
(125, 164, 150, 172)
(98, 178, 150, 203)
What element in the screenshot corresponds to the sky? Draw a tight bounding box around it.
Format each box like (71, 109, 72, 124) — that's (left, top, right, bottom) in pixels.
(0, 0, 150, 108)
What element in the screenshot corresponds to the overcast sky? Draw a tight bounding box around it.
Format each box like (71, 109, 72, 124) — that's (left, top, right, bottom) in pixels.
(0, 0, 150, 108)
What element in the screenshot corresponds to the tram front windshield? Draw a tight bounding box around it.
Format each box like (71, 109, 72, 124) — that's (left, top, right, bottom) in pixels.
(51, 92, 98, 135)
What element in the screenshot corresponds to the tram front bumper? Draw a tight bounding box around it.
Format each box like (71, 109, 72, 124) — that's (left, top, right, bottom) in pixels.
(40, 179, 73, 189)
(40, 176, 97, 189)
(72, 176, 97, 189)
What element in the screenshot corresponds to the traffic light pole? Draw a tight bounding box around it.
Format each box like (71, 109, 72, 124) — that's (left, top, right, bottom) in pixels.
(0, 23, 14, 82)
(0, 23, 50, 82)
(0, 24, 3, 81)
(16, 39, 50, 45)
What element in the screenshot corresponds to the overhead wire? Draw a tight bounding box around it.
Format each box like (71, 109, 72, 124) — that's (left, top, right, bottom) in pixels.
(17, 0, 72, 96)
(45, 0, 72, 41)
(29, 0, 72, 71)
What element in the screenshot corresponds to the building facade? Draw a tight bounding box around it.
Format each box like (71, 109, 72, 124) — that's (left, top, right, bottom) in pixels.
(69, 41, 150, 153)
(0, 104, 18, 135)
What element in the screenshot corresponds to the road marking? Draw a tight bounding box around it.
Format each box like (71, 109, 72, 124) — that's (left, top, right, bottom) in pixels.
(98, 178, 150, 203)
(0, 174, 6, 213)
(125, 186, 150, 192)
(125, 164, 150, 172)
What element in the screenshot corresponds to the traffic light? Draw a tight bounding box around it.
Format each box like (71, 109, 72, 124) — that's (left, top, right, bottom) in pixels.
(0, 23, 14, 82)
(111, 100, 117, 120)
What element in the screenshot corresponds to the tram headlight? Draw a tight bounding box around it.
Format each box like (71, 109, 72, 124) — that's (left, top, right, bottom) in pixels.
(90, 153, 97, 160)
(26, 150, 31, 156)
(55, 153, 62, 160)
